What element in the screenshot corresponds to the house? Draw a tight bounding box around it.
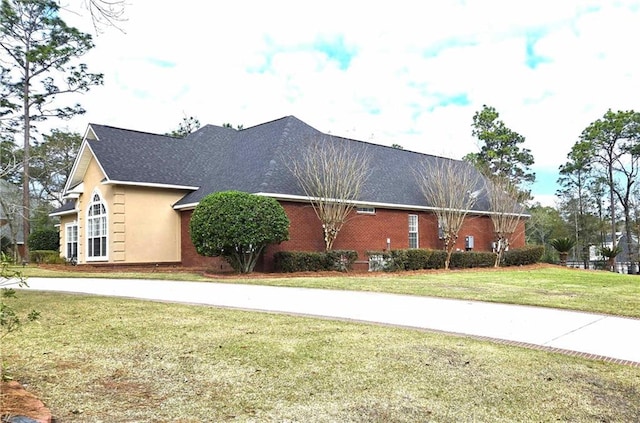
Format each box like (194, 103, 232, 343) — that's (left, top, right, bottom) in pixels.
(51, 116, 526, 271)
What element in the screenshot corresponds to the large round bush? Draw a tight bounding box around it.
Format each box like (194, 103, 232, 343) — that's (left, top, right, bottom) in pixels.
(189, 191, 289, 273)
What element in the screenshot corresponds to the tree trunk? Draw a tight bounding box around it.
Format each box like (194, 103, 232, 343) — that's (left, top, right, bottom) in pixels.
(22, 69, 31, 263)
(559, 252, 568, 267)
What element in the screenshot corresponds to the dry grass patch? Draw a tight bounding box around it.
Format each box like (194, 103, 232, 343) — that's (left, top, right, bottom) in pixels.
(2, 291, 639, 422)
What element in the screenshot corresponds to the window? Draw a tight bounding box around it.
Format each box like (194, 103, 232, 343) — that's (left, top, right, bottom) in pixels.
(66, 223, 78, 259)
(357, 207, 375, 214)
(87, 191, 107, 260)
(408, 214, 418, 248)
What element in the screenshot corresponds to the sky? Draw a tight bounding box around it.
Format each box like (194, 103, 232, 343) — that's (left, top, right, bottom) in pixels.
(52, 0, 640, 207)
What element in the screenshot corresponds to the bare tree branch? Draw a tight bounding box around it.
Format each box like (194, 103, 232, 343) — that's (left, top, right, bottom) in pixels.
(288, 137, 370, 251)
(485, 177, 526, 267)
(415, 158, 481, 269)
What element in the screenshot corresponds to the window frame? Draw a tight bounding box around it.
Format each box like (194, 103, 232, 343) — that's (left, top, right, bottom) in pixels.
(86, 190, 108, 261)
(356, 206, 376, 215)
(408, 214, 419, 249)
(65, 222, 78, 260)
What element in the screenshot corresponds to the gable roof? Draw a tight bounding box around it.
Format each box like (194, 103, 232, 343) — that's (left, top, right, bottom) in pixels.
(62, 115, 498, 213)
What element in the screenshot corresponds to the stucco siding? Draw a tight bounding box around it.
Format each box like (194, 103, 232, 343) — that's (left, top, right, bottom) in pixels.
(121, 186, 186, 263)
(63, 156, 187, 264)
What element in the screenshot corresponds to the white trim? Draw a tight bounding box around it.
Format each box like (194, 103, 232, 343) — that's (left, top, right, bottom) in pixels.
(65, 222, 79, 260)
(173, 202, 199, 211)
(49, 208, 79, 217)
(172, 191, 530, 218)
(86, 189, 109, 262)
(408, 214, 419, 249)
(101, 179, 199, 190)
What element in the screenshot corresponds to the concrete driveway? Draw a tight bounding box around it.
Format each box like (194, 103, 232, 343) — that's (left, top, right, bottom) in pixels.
(20, 277, 640, 366)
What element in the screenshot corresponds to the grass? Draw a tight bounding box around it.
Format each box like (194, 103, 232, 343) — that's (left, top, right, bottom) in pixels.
(13, 264, 640, 318)
(3, 291, 640, 422)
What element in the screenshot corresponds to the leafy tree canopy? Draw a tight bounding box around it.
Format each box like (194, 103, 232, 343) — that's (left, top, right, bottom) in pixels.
(465, 105, 535, 192)
(167, 115, 201, 138)
(189, 191, 289, 273)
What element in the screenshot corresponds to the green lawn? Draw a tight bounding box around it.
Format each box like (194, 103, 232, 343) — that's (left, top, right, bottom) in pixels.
(16, 264, 640, 318)
(3, 291, 640, 422)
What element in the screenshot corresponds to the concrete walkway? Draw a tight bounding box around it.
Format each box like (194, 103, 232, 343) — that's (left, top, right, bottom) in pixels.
(20, 277, 640, 366)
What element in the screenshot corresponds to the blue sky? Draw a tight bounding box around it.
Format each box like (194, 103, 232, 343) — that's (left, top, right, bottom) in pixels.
(57, 0, 640, 207)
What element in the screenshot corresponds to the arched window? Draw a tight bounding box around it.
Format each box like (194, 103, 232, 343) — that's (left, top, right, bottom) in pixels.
(87, 191, 108, 260)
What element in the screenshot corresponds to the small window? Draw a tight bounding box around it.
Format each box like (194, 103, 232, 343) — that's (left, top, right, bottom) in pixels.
(66, 223, 78, 260)
(357, 207, 375, 214)
(408, 214, 418, 248)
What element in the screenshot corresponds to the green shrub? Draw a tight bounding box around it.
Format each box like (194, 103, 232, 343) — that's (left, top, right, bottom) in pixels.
(190, 191, 289, 273)
(274, 250, 358, 272)
(325, 250, 358, 272)
(501, 245, 544, 266)
(450, 251, 495, 268)
(405, 249, 431, 270)
(28, 228, 59, 251)
(30, 250, 61, 264)
(424, 250, 447, 269)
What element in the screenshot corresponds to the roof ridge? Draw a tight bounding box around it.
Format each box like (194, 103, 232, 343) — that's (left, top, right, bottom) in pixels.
(258, 117, 299, 191)
(89, 123, 181, 140)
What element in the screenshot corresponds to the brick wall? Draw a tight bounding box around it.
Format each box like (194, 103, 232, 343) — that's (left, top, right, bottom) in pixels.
(180, 209, 233, 271)
(181, 201, 527, 272)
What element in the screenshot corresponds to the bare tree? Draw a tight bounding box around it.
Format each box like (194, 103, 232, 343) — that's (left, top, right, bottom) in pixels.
(288, 138, 370, 251)
(82, 0, 126, 33)
(485, 177, 526, 267)
(415, 158, 481, 269)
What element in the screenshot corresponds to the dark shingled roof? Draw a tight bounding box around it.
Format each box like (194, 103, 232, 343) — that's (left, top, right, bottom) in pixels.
(76, 116, 492, 211)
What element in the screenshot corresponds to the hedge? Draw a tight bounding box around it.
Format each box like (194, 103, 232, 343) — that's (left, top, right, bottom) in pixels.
(501, 245, 544, 266)
(28, 228, 59, 251)
(274, 250, 358, 272)
(367, 246, 542, 271)
(30, 250, 65, 264)
(450, 251, 495, 268)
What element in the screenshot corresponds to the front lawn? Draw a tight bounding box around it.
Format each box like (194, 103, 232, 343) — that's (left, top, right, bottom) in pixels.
(13, 264, 640, 318)
(3, 291, 640, 422)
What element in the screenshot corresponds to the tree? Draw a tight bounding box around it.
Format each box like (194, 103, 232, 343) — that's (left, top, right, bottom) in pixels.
(549, 237, 576, 266)
(465, 105, 535, 196)
(557, 140, 597, 267)
(222, 122, 243, 130)
(288, 138, 370, 251)
(580, 109, 640, 273)
(485, 177, 526, 267)
(0, 0, 103, 260)
(30, 129, 81, 207)
(80, 0, 126, 33)
(0, 180, 23, 261)
(167, 115, 201, 138)
(415, 158, 481, 269)
(525, 204, 569, 263)
(189, 191, 290, 273)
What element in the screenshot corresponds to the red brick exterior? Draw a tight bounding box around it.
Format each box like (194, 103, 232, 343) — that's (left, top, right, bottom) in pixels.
(180, 200, 526, 272)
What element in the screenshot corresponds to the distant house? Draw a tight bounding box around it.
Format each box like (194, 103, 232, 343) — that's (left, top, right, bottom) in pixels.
(51, 116, 527, 271)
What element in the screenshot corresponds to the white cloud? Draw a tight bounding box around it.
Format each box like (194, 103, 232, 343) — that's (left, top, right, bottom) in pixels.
(34, 0, 637, 202)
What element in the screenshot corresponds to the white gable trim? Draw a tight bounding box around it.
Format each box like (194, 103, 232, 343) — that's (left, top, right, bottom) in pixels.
(101, 180, 199, 190)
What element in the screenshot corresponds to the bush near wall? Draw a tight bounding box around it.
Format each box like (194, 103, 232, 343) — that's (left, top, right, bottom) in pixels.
(450, 251, 495, 268)
(368, 246, 541, 271)
(28, 228, 59, 251)
(30, 250, 65, 264)
(274, 250, 358, 272)
(501, 245, 545, 266)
